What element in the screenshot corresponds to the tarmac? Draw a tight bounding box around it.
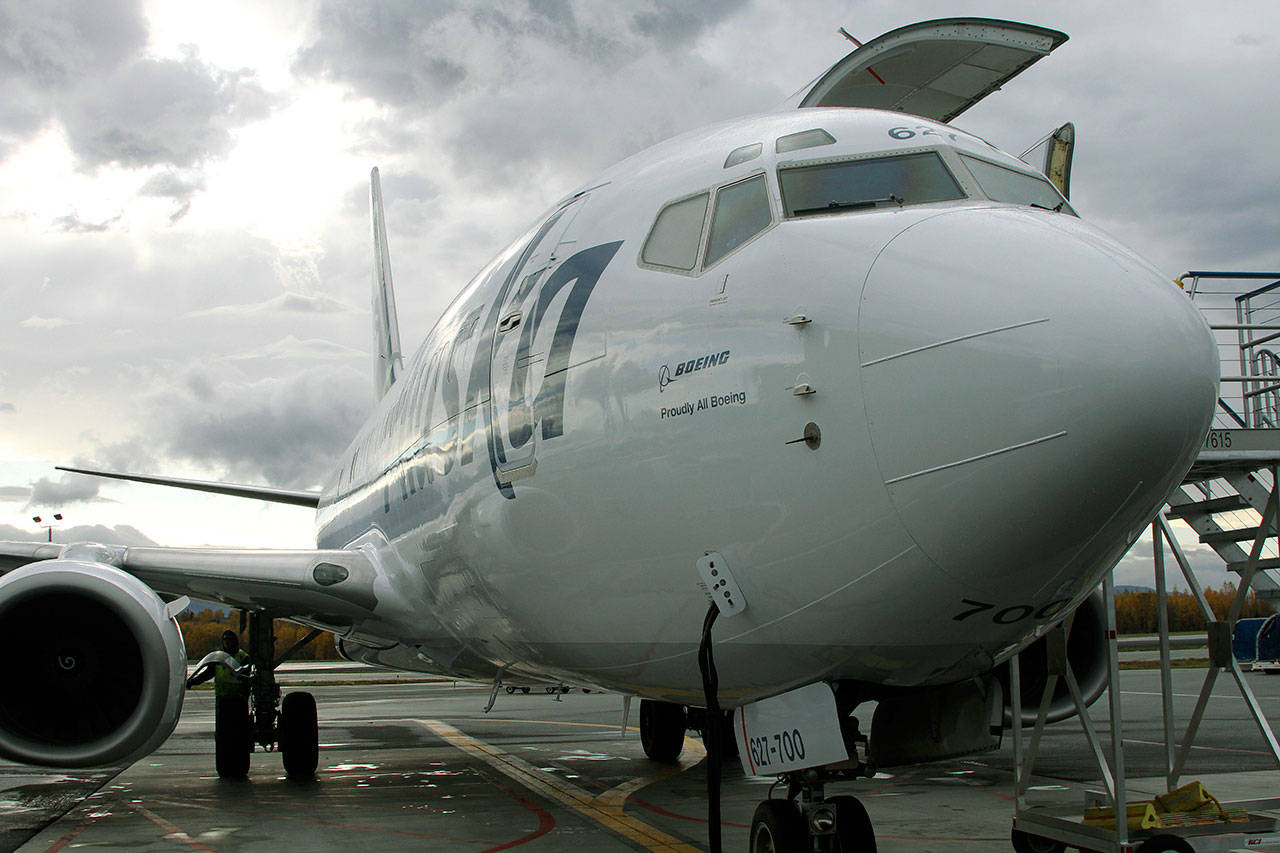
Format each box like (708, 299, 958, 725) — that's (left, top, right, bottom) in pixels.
(2, 662, 1279, 852)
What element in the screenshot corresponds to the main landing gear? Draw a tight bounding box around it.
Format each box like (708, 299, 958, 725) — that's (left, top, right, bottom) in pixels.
(638, 699, 739, 763)
(639, 698, 877, 851)
(214, 612, 322, 780)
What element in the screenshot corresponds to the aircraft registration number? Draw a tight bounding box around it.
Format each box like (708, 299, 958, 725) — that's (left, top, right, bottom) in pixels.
(745, 729, 805, 769)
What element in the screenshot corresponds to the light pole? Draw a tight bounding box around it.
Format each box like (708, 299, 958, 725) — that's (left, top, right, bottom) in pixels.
(32, 513, 63, 542)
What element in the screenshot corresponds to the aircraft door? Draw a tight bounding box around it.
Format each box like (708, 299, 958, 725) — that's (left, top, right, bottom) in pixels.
(485, 193, 602, 487)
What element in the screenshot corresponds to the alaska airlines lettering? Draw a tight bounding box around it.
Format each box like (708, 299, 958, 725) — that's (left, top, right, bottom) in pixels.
(383, 239, 622, 511)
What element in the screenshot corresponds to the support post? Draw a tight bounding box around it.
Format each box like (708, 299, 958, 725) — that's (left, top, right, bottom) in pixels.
(1152, 520, 1177, 791)
(1102, 571, 1127, 848)
(1010, 652, 1024, 810)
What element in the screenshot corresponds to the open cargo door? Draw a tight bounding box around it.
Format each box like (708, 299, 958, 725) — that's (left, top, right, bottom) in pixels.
(790, 18, 1068, 123)
(1020, 122, 1075, 199)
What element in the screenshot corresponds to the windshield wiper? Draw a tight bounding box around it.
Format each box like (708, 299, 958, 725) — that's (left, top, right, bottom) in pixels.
(1030, 200, 1066, 212)
(791, 195, 903, 217)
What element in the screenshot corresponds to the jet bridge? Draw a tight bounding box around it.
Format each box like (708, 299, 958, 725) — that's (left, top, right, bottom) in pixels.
(1010, 271, 1280, 853)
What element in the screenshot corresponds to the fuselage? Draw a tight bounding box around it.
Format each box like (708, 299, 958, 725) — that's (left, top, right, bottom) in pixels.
(311, 108, 1218, 706)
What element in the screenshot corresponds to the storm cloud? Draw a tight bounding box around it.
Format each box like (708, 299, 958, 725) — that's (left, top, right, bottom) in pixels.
(27, 473, 106, 507)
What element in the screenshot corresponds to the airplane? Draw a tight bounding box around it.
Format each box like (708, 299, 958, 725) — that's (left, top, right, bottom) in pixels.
(0, 17, 1219, 852)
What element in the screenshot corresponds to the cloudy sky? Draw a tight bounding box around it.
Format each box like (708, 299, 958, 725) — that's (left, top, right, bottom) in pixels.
(1, 1, 1276, 587)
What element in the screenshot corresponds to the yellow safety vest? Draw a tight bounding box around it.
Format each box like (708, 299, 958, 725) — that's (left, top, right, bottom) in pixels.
(214, 649, 250, 697)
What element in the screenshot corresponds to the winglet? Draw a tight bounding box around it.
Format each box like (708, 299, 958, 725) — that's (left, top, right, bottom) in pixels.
(370, 167, 404, 400)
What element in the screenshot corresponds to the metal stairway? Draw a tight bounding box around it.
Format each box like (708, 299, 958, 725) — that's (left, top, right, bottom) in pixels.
(1168, 271, 1280, 611)
(1167, 470, 1280, 606)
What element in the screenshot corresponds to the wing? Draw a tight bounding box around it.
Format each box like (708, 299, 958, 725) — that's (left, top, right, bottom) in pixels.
(0, 540, 379, 627)
(54, 465, 321, 507)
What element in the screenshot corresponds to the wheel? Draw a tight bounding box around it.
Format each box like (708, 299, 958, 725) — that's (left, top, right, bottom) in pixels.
(750, 799, 807, 852)
(505, 685, 516, 694)
(215, 694, 251, 778)
(639, 699, 686, 762)
(1135, 836, 1194, 853)
(1010, 828, 1065, 853)
(521, 686, 530, 694)
(828, 795, 876, 851)
(279, 691, 319, 777)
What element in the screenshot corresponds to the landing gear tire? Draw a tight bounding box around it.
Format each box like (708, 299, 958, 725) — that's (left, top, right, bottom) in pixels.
(639, 699, 686, 763)
(1135, 836, 1195, 853)
(279, 691, 319, 778)
(1011, 828, 1065, 853)
(215, 694, 251, 779)
(749, 799, 806, 852)
(827, 795, 876, 851)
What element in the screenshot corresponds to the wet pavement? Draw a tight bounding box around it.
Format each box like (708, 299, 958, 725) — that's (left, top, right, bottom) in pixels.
(2, 666, 1279, 851)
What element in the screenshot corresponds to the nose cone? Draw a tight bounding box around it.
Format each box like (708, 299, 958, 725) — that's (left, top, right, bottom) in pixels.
(857, 208, 1217, 601)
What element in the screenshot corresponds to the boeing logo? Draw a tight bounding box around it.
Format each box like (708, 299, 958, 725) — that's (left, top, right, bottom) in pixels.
(658, 349, 731, 392)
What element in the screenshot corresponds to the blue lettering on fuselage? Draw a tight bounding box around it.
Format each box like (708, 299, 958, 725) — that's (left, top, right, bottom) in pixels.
(375, 238, 623, 514)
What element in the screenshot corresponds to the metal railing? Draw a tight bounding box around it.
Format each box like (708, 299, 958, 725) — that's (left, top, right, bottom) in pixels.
(1181, 271, 1280, 429)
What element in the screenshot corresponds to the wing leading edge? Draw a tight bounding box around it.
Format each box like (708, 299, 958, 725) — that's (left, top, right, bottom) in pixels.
(54, 466, 321, 508)
(0, 540, 380, 629)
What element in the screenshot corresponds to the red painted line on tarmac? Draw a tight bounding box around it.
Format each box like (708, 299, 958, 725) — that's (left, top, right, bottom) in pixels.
(629, 797, 748, 828)
(45, 814, 93, 852)
(473, 768, 557, 851)
(127, 803, 216, 852)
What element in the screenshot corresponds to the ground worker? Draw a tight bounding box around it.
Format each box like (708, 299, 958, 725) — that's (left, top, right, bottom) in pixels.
(187, 629, 251, 697)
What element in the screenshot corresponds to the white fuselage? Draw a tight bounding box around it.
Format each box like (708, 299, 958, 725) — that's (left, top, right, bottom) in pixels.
(311, 108, 1218, 707)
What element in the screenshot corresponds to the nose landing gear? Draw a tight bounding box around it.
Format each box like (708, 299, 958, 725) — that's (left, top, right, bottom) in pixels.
(749, 767, 879, 852)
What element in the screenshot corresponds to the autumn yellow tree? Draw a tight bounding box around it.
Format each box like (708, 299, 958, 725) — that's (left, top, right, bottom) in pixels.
(176, 608, 338, 660)
(1114, 584, 1271, 634)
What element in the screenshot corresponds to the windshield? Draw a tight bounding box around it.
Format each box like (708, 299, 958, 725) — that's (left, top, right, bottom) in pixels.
(779, 151, 965, 218)
(959, 154, 1076, 215)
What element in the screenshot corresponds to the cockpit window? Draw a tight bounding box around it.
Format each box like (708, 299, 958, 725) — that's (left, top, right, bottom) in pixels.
(776, 128, 836, 154)
(642, 192, 709, 270)
(959, 154, 1076, 215)
(724, 143, 762, 169)
(779, 151, 964, 218)
(705, 174, 772, 266)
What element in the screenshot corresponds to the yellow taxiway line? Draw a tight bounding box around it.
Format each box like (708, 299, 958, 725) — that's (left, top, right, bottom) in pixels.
(419, 718, 706, 851)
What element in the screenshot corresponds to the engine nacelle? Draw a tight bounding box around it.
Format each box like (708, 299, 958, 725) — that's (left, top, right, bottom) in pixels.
(1002, 588, 1109, 726)
(0, 559, 186, 767)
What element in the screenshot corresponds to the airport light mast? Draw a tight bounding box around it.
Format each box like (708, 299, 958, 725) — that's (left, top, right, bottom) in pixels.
(31, 513, 62, 542)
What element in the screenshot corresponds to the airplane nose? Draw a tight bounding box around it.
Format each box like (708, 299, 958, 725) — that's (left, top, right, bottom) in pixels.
(856, 208, 1218, 601)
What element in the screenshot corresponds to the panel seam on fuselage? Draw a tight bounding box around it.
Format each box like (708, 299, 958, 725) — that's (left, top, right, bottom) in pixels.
(883, 430, 1068, 485)
(860, 317, 1049, 368)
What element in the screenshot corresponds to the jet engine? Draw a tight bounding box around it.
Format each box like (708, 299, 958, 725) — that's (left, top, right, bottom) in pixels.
(1002, 588, 1109, 726)
(0, 558, 187, 767)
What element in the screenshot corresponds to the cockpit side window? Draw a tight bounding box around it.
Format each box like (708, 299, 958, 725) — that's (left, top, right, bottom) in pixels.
(959, 154, 1077, 215)
(641, 192, 709, 270)
(779, 151, 964, 218)
(705, 174, 772, 267)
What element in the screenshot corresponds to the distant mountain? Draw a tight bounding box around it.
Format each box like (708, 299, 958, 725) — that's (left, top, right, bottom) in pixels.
(0, 523, 157, 546)
(1116, 584, 1156, 594)
(0, 523, 224, 614)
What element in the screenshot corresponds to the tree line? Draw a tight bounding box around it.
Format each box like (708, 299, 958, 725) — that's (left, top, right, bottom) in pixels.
(178, 607, 339, 660)
(1115, 583, 1273, 634)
